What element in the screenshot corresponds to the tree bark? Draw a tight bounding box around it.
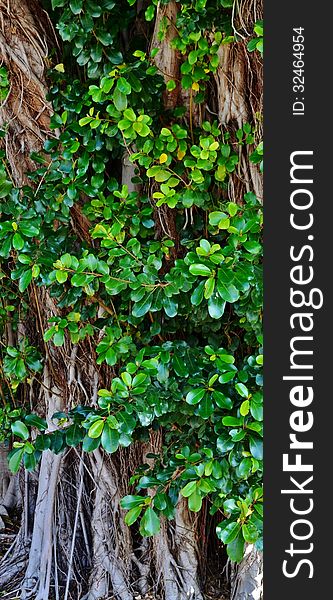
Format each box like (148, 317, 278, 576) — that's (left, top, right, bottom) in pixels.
(0, 0, 263, 598)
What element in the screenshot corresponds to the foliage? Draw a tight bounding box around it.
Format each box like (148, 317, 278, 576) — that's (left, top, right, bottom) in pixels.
(0, 0, 263, 561)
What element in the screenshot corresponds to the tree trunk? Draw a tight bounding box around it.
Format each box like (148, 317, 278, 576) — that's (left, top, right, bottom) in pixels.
(231, 545, 263, 600)
(0, 0, 263, 598)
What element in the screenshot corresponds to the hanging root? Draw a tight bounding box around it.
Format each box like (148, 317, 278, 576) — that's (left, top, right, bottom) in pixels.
(82, 449, 134, 600)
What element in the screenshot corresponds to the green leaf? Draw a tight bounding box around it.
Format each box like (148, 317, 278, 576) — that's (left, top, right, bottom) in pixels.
(53, 330, 65, 346)
(243, 241, 262, 254)
(13, 233, 24, 250)
(88, 419, 105, 439)
(162, 295, 178, 317)
(242, 522, 259, 544)
(249, 436, 263, 460)
(71, 273, 88, 287)
(11, 420, 29, 440)
(19, 269, 32, 292)
(8, 447, 24, 473)
(209, 211, 228, 226)
(172, 354, 189, 377)
(189, 264, 212, 277)
(204, 276, 215, 299)
(181, 480, 197, 498)
(125, 505, 143, 526)
(113, 88, 127, 111)
(117, 77, 131, 95)
(188, 489, 202, 512)
(235, 383, 249, 398)
(19, 222, 39, 237)
(222, 416, 242, 427)
(56, 270, 68, 284)
(219, 521, 241, 544)
(120, 495, 145, 510)
(0, 180, 13, 198)
(208, 295, 226, 319)
(121, 371, 132, 387)
(198, 395, 214, 419)
(105, 347, 117, 366)
(82, 435, 100, 452)
(101, 424, 119, 453)
(227, 531, 245, 563)
(217, 433, 234, 453)
(25, 414, 47, 430)
(132, 294, 152, 318)
(69, 0, 82, 14)
(140, 507, 160, 536)
(66, 424, 83, 447)
(123, 108, 136, 122)
(238, 458, 252, 478)
(240, 400, 250, 416)
(186, 388, 206, 405)
(213, 391, 232, 409)
(191, 280, 205, 306)
(216, 279, 239, 303)
(145, 4, 155, 20)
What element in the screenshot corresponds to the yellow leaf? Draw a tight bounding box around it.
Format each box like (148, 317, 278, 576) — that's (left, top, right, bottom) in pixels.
(177, 150, 185, 161)
(54, 63, 65, 73)
(192, 82, 200, 92)
(159, 153, 168, 164)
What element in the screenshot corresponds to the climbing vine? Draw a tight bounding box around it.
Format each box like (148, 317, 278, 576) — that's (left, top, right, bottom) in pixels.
(0, 0, 263, 563)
